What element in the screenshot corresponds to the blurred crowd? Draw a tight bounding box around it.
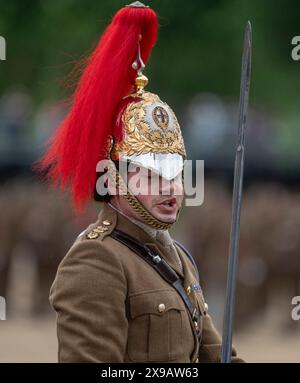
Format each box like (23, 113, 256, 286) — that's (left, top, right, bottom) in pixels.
(0, 179, 98, 316)
(175, 179, 300, 331)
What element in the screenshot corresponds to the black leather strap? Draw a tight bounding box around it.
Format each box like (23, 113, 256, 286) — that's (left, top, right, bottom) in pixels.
(110, 229, 200, 322)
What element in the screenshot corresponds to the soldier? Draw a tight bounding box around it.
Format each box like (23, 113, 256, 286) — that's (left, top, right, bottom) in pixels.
(35, 2, 244, 363)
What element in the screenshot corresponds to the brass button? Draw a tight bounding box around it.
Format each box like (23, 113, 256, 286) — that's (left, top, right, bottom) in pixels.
(186, 286, 192, 295)
(94, 226, 108, 233)
(194, 320, 200, 332)
(204, 302, 208, 312)
(86, 231, 99, 239)
(102, 220, 111, 226)
(158, 303, 166, 313)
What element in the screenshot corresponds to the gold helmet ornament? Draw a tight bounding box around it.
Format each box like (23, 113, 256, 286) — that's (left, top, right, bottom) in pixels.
(35, 2, 186, 230)
(110, 57, 186, 181)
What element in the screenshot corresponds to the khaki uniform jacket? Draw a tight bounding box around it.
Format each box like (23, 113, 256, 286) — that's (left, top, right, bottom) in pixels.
(49, 203, 244, 363)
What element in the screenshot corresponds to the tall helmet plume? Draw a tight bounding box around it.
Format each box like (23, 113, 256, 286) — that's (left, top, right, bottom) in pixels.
(34, 2, 159, 210)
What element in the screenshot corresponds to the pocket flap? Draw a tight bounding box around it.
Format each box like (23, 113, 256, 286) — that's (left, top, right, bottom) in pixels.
(129, 289, 185, 319)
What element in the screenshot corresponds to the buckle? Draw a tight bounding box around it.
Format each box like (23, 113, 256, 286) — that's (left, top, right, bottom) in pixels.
(144, 245, 161, 264)
(192, 307, 199, 321)
(152, 254, 162, 264)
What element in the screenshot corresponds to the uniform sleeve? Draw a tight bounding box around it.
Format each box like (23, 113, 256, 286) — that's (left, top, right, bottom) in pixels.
(198, 313, 245, 363)
(49, 239, 128, 362)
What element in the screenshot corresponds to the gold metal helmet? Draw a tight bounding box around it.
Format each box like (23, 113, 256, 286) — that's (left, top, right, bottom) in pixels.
(106, 49, 186, 229)
(109, 32, 186, 178)
(110, 89, 186, 181)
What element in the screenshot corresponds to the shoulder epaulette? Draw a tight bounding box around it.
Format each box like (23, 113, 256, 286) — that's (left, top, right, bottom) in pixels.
(84, 219, 114, 240)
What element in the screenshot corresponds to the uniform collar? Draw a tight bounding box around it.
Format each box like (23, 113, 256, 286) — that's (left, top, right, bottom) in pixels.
(97, 202, 185, 278)
(108, 201, 158, 239)
(107, 202, 174, 247)
(97, 202, 157, 245)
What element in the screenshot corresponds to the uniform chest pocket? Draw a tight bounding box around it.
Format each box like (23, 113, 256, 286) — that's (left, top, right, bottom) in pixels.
(127, 289, 186, 362)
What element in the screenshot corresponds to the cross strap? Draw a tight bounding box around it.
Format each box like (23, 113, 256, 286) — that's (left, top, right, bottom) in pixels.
(110, 229, 200, 323)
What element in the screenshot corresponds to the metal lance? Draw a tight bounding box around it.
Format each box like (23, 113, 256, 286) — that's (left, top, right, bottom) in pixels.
(221, 21, 252, 363)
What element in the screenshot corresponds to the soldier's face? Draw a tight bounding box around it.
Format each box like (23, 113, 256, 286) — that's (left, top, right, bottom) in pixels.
(113, 166, 184, 224)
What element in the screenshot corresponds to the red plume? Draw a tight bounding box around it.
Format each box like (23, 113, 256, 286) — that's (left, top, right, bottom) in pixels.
(34, 5, 158, 210)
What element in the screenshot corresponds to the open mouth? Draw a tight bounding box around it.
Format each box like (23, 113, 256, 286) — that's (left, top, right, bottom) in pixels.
(157, 197, 177, 210)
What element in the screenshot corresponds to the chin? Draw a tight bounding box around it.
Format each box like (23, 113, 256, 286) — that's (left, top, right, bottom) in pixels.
(159, 216, 177, 224)
(149, 204, 180, 224)
(154, 211, 178, 224)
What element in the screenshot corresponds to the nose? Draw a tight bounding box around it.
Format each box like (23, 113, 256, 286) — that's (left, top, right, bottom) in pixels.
(169, 179, 175, 195)
(160, 177, 181, 195)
